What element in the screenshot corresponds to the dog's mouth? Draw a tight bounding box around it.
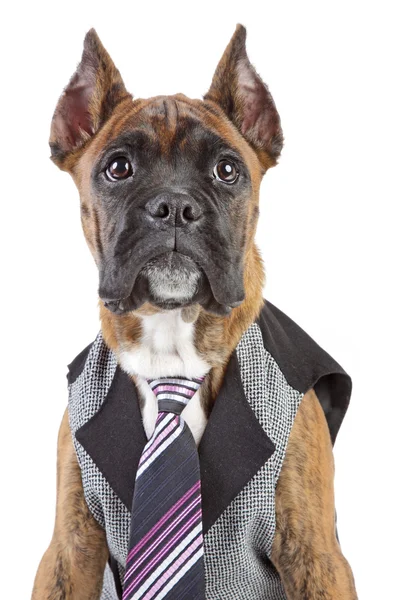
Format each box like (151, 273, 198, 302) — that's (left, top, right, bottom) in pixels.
(141, 252, 201, 305)
(101, 251, 229, 315)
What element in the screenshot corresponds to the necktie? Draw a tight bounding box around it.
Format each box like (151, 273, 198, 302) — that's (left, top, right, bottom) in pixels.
(122, 376, 206, 600)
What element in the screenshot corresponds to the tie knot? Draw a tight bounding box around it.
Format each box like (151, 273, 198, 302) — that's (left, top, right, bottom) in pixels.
(147, 376, 205, 415)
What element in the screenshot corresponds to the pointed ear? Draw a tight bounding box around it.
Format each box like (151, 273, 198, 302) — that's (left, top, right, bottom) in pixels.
(50, 29, 131, 169)
(204, 24, 283, 169)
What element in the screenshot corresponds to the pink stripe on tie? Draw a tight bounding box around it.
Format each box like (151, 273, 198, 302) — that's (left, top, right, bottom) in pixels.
(138, 418, 178, 467)
(124, 494, 201, 580)
(123, 509, 201, 597)
(152, 384, 197, 397)
(143, 534, 203, 599)
(127, 481, 200, 562)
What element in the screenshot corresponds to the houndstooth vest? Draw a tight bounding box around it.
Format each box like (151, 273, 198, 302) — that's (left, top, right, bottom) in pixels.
(67, 300, 351, 599)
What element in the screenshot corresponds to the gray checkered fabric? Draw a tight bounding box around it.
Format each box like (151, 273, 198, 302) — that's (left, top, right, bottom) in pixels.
(101, 563, 119, 600)
(68, 323, 303, 599)
(68, 332, 132, 573)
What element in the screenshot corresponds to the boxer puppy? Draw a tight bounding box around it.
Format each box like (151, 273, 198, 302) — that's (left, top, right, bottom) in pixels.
(32, 25, 357, 599)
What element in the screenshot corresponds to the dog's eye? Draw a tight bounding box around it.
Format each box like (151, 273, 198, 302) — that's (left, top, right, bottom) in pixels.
(106, 157, 133, 181)
(213, 159, 239, 184)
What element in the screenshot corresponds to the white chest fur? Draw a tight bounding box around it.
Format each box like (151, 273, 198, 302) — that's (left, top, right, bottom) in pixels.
(118, 310, 211, 446)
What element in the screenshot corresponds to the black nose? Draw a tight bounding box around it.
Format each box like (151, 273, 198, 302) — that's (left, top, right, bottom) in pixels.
(145, 193, 202, 226)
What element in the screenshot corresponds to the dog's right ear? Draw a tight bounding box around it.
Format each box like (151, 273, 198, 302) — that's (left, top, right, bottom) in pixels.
(204, 24, 283, 171)
(49, 29, 131, 171)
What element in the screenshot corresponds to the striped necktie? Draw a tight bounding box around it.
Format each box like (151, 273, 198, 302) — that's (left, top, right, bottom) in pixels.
(122, 376, 206, 600)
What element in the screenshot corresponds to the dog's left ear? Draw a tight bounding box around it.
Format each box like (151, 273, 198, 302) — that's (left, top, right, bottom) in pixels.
(50, 29, 131, 170)
(204, 24, 283, 169)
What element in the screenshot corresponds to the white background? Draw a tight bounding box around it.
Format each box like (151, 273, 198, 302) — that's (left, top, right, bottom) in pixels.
(1, 1, 399, 598)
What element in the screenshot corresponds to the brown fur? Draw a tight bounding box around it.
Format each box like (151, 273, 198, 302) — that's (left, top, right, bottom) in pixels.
(271, 389, 357, 599)
(34, 25, 357, 599)
(75, 89, 267, 416)
(50, 28, 268, 400)
(32, 409, 108, 599)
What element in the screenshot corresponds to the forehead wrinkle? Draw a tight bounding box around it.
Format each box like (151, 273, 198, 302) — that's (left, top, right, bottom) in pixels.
(106, 96, 177, 157)
(107, 96, 218, 139)
(135, 98, 204, 157)
(91, 95, 257, 173)
(174, 97, 256, 167)
(157, 98, 178, 154)
(141, 98, 242, 160)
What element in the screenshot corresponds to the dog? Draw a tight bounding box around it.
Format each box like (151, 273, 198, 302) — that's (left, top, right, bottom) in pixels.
(32, 24, 357, 599)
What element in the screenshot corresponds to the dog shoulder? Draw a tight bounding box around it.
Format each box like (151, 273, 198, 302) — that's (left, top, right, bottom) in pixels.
(257, 299, 352, 445)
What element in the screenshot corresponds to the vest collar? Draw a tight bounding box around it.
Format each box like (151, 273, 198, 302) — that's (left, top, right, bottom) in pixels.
(75, 343, 275, 535)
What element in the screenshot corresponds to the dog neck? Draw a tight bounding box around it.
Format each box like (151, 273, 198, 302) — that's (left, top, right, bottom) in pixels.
(118, 308, 211, 380)
(99, 245, 264, 412)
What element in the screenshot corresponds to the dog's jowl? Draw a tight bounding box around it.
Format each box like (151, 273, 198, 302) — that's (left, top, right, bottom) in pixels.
(32, 25, 357, 600)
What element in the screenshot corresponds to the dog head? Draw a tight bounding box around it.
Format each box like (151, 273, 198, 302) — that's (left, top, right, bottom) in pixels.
(50, 25, 283, 316)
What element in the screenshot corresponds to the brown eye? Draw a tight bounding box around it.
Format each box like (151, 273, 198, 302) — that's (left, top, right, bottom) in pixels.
(213, 159, 238, 184)
(106, 157, 133, 181)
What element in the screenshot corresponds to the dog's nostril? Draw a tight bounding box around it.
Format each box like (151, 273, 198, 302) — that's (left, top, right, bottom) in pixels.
(182, 205, 196, 221)
(156, 202, 169, 219)
(146, 197, 171, 220)
(146, 194, 201, 224)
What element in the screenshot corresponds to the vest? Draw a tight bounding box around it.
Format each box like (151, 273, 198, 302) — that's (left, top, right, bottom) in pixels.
(67, 299, 352, 600)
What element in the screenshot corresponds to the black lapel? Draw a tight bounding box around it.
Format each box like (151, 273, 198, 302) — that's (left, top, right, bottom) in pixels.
(75, 365, 147, 510)
(75, 350, 275, 535)
(197, 351, 275, 533)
